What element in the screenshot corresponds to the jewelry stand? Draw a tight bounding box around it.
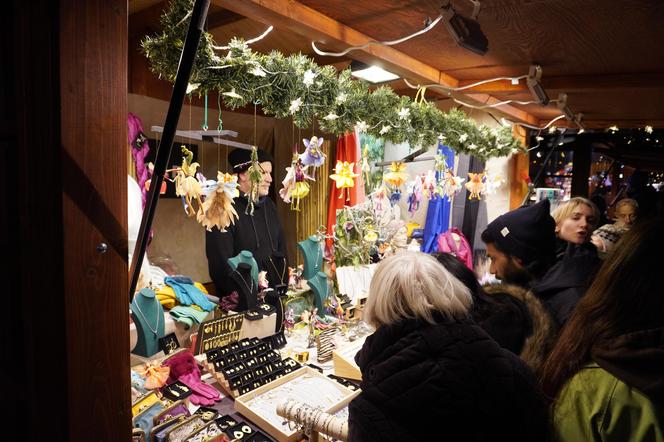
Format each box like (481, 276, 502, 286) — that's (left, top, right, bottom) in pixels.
(228, 250, 259, 288)
(276, 401, 349, 441)
(131, 288, 165, 357)
(298, 235, 323, 281)
(231, 263, 258, 312)
(265, 252, 288, 289)
(307, 271, 329, 314)
(265, 252, 289, 333)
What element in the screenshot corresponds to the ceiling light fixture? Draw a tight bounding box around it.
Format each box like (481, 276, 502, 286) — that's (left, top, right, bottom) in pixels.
(441, 1, 488, 55)
(527, 65, 550, 105)
(350, 61, 400, 84)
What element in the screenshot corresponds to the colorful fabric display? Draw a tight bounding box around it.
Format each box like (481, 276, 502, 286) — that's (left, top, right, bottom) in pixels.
(164, 276, 216, 311)
(169, 305, 210, 329)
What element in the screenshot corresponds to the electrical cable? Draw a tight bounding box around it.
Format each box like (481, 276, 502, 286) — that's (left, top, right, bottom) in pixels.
(213, 26, 274, 50)
(311, 14, 444, 57)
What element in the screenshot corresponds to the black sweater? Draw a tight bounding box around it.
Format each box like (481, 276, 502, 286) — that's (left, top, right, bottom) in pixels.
(205, 194, 287, 297)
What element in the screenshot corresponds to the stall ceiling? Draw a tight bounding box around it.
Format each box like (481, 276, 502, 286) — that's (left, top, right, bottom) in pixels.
(129, 0, 664, 146)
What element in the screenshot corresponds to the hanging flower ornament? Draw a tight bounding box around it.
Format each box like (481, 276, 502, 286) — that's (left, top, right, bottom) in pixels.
(197, 172, 239, 231)
(142, 0, 525, 159)
(245, 146, 264, 215)
(442, 170, 465, 199)
(406, 174, 424, 215)
(360, 145, 371, 187)
(379, 125, 391, 135)
(383, 161, 409, 188)
(299, 136, 326, 181)
(330, 161, 359, 201)
(174, 146, 203, 217)
(465, 172, 486, 200)
(280, 150, 312, 211)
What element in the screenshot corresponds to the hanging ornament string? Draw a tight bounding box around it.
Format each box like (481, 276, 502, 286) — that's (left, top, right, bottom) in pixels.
(217, 91, 224, 131)
(202, 91, 209, 131)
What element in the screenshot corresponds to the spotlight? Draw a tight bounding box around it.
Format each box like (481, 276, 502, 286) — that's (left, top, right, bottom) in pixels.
(350, 61, 400, 84)
(527, 65, 549, 105)
(441, 3, 488, 55)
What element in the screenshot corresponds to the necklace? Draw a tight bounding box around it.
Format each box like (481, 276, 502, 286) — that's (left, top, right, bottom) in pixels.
(268, 256, 287, 285)
(133, 298, 160, 336)
(234, 269, 255, 294)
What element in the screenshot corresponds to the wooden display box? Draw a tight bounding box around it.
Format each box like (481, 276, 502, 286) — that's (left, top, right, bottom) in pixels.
(332, 337, 366, 381)
(234, 366, 356, 442)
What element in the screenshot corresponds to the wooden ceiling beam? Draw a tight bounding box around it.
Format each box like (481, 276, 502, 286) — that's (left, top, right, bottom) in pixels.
(459, 72, 664, 94)
(207, 8, 246, 29)
(211, 0, 540, 126)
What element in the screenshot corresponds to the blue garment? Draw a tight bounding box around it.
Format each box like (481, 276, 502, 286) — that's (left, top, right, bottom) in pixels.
(422, 144, 455, 253)
(164, 276, 216, 311)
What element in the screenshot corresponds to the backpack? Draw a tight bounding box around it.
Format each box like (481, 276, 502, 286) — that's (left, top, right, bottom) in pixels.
(437, 227, 473, 270)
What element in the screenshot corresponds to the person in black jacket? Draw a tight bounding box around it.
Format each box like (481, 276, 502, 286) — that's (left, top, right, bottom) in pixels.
(205, 148, 288, 305)
(481, 199, 596, 327)
(348, 252, 547, 442)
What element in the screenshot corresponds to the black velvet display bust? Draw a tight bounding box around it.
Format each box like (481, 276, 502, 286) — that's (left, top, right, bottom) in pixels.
(230, 262, 257, 312)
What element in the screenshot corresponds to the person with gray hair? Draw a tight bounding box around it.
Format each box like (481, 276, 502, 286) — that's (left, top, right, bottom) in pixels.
(348, 252, 547, 442)
(591, 198, 639, 258)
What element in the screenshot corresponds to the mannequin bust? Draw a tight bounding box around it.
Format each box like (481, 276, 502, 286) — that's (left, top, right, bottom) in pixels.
(298, 235, 323, 280)
(228, 250, 259, 288)
(265, 251, 289, 289)
(231, 262, 257, 311)
(307, 271, 329, 313)
(131, 288, 165, 357)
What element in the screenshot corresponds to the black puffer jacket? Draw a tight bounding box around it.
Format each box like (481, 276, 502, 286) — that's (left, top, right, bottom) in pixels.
(348, 314, 547, 442)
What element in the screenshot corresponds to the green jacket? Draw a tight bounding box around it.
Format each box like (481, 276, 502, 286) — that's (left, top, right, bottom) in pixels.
(552, 363, 664, 441)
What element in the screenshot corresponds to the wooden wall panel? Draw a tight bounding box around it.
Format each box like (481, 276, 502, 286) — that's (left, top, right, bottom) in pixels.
(60, 0, 131, 439)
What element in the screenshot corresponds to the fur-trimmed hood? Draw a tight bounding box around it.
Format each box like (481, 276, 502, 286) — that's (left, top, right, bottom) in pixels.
(483, 283, 557, 375)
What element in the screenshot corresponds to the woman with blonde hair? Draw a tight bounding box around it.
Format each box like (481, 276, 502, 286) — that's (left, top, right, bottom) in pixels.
(551, 197, 599, 246)
(348, 252, 547, 442)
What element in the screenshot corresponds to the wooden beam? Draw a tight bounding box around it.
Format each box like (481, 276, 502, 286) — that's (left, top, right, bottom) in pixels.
(458, 72, 664, 94)
(211, 0, 540, 126)
(207, 8, 245, 29)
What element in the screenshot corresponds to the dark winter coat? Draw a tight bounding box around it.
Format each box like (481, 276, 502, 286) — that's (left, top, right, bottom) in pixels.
(531, 242, 601, 327)
(347, 314, 548, 442)
(482, 283, 557, 375)
(205, 194, 287, 298)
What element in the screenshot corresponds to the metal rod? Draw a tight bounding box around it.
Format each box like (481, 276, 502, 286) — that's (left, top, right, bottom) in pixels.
(129, 0, 211, 301)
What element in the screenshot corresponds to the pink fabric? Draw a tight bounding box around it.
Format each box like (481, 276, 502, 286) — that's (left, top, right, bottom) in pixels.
(437, 227, 474, 270)
(128, 112, 151, 208)
(162, 351, 221, 405)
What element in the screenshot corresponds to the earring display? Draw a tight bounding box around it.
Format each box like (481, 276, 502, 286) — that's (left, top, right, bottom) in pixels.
(195, 313, 244, 354)
(235, 366, 356, 442)
(202, 333, 299, 399)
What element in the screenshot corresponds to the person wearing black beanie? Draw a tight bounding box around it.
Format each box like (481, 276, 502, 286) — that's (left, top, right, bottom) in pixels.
(205, 147, 288, 307)
(481, 199, 594, 327)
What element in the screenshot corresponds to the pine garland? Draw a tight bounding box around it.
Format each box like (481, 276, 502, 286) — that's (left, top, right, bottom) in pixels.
(142, 0, 524, 159)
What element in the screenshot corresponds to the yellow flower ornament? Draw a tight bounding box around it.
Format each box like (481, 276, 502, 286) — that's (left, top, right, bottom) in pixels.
(330, 161, 359, 200)
(383, 161, 408, 188)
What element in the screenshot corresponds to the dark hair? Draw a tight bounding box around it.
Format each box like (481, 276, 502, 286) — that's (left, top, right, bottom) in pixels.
(480, 229, 554, 280)
(541, 217, 664, 401)
(434, 252, 501, 313)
